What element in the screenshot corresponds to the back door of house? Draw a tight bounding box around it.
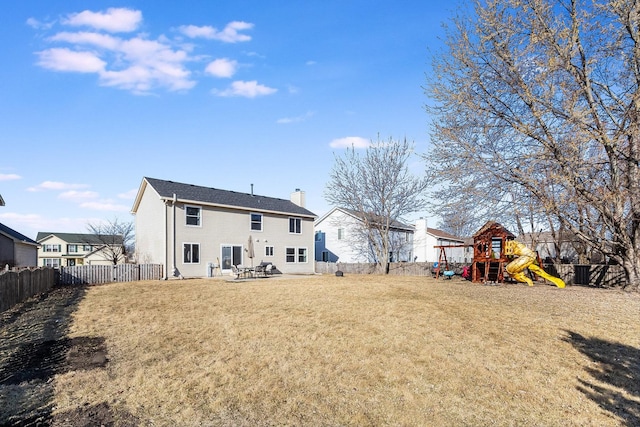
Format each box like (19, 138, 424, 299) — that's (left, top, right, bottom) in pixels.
(221, 245, 243, 271)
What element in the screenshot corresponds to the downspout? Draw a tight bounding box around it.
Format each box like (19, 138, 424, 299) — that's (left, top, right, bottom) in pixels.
(163, 198, 169, 280)
(171, 193, 183, 279)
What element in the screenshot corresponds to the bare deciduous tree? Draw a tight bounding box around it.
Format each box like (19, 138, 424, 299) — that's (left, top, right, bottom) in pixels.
(325, 136, 429, 273)
(425, 0, 640, 290)
(86, 217, 134, 265)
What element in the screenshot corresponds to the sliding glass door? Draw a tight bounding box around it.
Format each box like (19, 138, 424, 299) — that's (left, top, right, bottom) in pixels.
(221, 245, 243, 271)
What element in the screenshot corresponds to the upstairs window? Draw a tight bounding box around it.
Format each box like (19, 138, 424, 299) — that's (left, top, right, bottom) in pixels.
(289, 217, 302, 234)
(68, 244, 78, 253)
(186, 206, 201, 226)
(251, 213, 263, 231)
(43, 244, 61, 252)
(338, 228, 344, 240)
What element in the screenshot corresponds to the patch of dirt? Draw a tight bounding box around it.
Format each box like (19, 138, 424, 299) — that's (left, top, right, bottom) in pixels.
(0, 286, 123, 426)
(51, 402, 140, 427)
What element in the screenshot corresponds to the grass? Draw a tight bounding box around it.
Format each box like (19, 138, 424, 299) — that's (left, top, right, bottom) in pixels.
(52, 275, 640, 426)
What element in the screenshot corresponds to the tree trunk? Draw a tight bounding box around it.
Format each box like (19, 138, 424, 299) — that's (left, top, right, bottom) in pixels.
(620, 250, 640, 291)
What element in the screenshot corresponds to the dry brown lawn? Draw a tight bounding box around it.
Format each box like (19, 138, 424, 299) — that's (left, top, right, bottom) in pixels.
(48, 275, 640, 426)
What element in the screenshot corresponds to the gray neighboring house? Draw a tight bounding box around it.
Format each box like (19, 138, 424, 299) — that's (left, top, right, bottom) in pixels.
(131, 177, 317, 278)
(0, 192, 39, 268)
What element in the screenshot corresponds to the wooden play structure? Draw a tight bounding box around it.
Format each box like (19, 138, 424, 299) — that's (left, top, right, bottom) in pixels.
(471, 221, 516, 283)
(432, 244, 465, 279)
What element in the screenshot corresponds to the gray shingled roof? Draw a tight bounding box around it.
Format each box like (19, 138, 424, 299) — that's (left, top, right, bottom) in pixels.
(36, 232, 123, 245)
(0, 223, 38, 245)
(144, 177, 316, 218)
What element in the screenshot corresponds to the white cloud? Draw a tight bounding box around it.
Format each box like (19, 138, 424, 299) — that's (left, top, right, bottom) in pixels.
(277, 111, 315, 124)
(329, 136, 371, 149)
(96, 37, 195, 93)
(0, 174, 21, 181)
(27, 181, 90, 192)
(80, 201, 130, 212)
(205, 58, 238, 78)
(50, 31, 120, 50)
(118, 189, 138, 199)
(63, 8, 142, 33)
(59, 190, 99, 200)
(179, 21, 253, 43)
(36, 48, 106, 73)
(31, 10, 261, 95)
(214, 80, 277, 98)
(26, 17, 54, 30)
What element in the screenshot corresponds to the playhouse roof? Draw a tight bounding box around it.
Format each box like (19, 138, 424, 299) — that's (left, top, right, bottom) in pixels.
(472, 221, 515, 239)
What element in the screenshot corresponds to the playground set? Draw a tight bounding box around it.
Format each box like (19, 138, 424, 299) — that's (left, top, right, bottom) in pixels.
(432, 221, 565, 288)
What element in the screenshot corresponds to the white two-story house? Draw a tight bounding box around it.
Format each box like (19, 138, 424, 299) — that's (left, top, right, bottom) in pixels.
(36, 232, 125, 267)
(131, 177, 317, 278)
(314, 207, 414, 263)
(412, 218, 467, 263)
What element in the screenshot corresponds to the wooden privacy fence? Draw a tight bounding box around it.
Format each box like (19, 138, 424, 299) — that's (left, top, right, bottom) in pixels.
(0, 267, 55, 312)
(316, 262, 438, 276)
(315, 262, 626, 287)
(59, 264, 164, 286)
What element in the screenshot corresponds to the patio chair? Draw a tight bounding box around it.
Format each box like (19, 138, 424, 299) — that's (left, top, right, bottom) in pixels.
(230, 265, 242, 279)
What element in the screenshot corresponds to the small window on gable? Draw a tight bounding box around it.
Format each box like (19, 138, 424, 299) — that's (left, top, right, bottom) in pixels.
(251, 213, 263, 231)
(186, 206, 201, 226)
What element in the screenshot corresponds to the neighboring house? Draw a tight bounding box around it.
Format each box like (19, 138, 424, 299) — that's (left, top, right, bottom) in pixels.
(131, 177, 317, 278)
(518, 230, 582, 263)
(0, 223, 38, 268)
(314, 207, 414, 263)
(36, 232, 125, 267)
(413, 218, 466, 263)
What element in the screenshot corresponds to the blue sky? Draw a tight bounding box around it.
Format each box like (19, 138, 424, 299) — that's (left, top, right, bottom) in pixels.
(0, 1, 456, 239)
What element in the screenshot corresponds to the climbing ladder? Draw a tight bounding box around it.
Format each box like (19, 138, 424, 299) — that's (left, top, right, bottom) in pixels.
(485, 261, 504, 282)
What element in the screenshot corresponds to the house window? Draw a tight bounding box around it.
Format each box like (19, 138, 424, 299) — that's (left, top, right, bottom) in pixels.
(43, 244, 61, 252)
(43, 258, 60, 268)
(83, 245, 92, 252)
(338, 228, 344, 240)
(265, 246, 274, 257)
(298, 248, 308, 263)
(68, 244, 78, 253)
(286, 247, 296, 263)
(251, 213, 263, 231)
(186, 206, 201, 226)
(289, 217, 302, 234)
(183, 243, 200, 263)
